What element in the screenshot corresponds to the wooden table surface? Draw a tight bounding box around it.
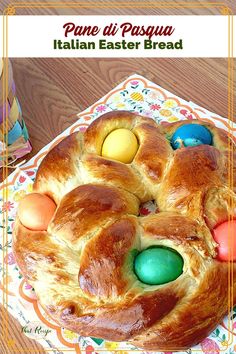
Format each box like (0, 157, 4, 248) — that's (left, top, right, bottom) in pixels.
(0, 0, 236, 15)
(1, 1, 236, 353)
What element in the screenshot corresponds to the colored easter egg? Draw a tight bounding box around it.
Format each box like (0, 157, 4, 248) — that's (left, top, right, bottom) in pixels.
(134, 247, 183, 285)
(171, 124, 212, 149)
(102, 128, 138, 164)
(18, 193, 56, 231)
(213, 220, 236, 261)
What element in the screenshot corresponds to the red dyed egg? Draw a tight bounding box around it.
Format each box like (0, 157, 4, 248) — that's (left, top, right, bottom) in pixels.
(213, 220, 236, 261)
(18, 193, 56, 231)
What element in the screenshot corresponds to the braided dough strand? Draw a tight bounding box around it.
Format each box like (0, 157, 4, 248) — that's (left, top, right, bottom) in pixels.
(13, 111, 236, 350)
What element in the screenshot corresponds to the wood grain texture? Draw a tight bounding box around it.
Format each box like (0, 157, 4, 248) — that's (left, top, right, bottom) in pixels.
(11, 57, 235, 159)
(0, 0, 236, 15)
(0, 1, 236, 353)
(0, 306, 45, 353)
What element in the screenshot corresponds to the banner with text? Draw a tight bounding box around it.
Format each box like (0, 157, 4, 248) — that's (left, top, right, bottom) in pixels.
(1, 15, 234, 57)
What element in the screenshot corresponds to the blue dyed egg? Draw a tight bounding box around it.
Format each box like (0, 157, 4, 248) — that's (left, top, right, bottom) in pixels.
(171, 124, 212, 150)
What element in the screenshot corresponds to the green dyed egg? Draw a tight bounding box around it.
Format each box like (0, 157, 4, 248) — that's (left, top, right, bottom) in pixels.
(134, 247, 183, 285)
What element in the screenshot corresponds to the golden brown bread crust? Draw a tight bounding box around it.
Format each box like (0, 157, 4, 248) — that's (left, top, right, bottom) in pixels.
(13, 111, 236, 350)
(132, 261, 233, 350)
(13, 210, 236, 349)
(33, 132, 84, 204)
(158, 145, 223, 220)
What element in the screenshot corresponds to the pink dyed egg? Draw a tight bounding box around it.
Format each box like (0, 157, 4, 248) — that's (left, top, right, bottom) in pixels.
(213, 220, 236, 261)
(18, 193, 56, 231)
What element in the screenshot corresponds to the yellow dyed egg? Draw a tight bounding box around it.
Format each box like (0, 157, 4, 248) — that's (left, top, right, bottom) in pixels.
(18, 193, 56, 231)
(102, 128, 138, 164)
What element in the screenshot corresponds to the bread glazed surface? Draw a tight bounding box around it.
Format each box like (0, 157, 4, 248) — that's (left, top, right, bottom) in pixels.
(13, 111, 236, 350)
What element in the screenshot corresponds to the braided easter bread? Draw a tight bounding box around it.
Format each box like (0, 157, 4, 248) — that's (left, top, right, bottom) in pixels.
(13, 111, 236, 350)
